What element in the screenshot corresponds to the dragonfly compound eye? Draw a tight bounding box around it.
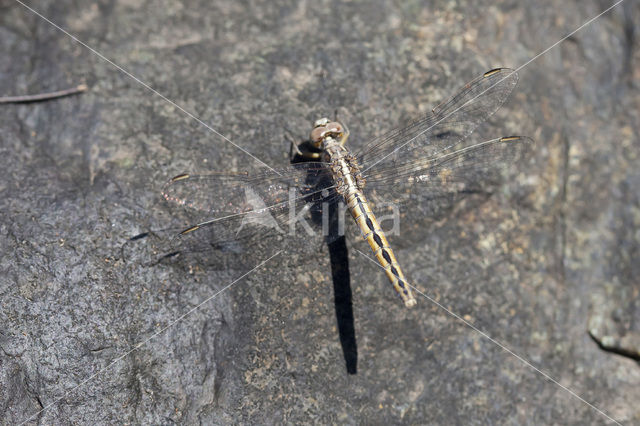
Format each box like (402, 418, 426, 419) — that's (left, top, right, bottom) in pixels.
(310, 125, 328, 144)
(311, 121, 344, 144)
(325, 121, 343, 136)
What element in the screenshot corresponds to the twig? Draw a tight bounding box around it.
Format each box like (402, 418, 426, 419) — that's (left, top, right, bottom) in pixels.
(0, 84, 88, 104)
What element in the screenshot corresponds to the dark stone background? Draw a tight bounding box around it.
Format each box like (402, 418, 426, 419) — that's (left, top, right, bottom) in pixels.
(1, 0, 639, 424)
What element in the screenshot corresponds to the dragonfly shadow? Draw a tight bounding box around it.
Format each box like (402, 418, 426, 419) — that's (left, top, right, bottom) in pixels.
(325, 218, 358, 375)
(292, 146, 358, 375)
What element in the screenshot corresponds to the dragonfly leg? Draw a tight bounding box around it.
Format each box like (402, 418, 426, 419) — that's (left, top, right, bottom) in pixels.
(339, 122, 350, 147)
(290, 141, 323, 160)
(289, 137, 303, 158)
(287, 132, 323, 161)
(331, 109, 351, 148)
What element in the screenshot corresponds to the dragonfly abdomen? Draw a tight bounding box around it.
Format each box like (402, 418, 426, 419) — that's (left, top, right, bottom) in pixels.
(321, 135, 417, 308)
(346, 191, 417, 308)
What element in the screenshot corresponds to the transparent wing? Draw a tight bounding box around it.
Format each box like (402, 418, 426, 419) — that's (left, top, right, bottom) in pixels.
(127, 162, 344, 265)
(363, 136, 533, 218)
(355, 68, 519, 172)
(162, 163, 335, 215)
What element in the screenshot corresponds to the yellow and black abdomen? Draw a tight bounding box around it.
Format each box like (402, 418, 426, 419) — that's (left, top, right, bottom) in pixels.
(346, 191, 417, 307)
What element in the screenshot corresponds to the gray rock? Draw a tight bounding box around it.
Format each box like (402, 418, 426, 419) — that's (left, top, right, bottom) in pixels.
(1, 0, 638, 424)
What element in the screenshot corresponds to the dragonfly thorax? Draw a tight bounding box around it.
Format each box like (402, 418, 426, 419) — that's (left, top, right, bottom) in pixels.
(323, 137, 366, 199)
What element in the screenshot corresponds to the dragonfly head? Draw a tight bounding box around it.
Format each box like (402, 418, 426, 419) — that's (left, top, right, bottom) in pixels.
(310, 118, 345, 148)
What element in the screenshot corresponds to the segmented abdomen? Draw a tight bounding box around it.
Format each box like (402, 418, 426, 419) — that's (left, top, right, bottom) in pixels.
(346, 191, 417, 308)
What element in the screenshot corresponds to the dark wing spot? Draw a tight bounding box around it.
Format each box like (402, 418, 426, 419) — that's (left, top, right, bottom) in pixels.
(484, 68, 502, 77)
(180, 225, 200, 235)
(171, 173, 190, 182)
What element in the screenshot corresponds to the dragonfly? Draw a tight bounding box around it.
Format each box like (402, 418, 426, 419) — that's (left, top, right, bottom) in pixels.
(134, 68, 532, 308)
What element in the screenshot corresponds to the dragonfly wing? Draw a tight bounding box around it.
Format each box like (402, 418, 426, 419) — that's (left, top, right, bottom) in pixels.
(130, 162, 344, 264)
(363, 136, 533, 218)
(355, 68, 519, 172)
(162, 162, 335, 215)
(127, 212, 299, 268)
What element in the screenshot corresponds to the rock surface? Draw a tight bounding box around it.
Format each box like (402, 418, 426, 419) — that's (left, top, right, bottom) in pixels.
(1, 0, 639, 424)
